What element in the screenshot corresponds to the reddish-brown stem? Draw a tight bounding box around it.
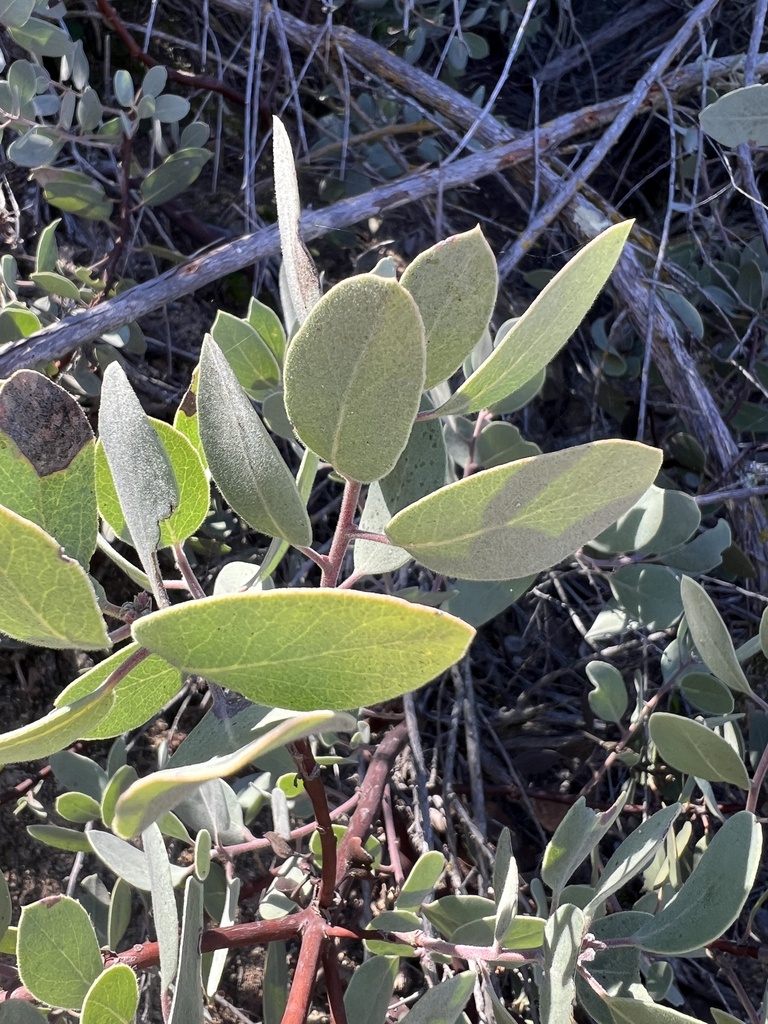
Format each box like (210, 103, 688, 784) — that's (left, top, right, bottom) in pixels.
(94, 0, 248, 107)
(321, 480, 362, 588)
(173, 542, 206, 599)
(336, 722, 408, 887)
(322, 945, 349, 1024)
(282, 915, 327, 1024)
(289, 739, 337, 909)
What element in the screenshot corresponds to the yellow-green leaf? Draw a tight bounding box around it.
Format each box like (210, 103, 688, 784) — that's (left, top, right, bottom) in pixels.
(0, 687, 115, 763)
(649, 713, 750, 789)
(0, 369, 97, 567)
(435, 221, 632, 415)
(132, 590, 474, 711)
(0, 504, 109, 649)
(54, 642, 182, 740)
(284, 275, 426, 482)
(401, 226, 497, 389)
(81, 964, 139, 1024)
(386, 440, 662, 581)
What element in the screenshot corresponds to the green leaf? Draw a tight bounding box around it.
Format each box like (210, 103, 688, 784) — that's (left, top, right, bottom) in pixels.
(96, 418, 208, 549)
(0, 370, 97, 568)
(209, 312, 280, 396)
(343, 956, 398, 1024)
(54, 642, 182, 739)
(7, 128, 62, 168)
(142, 64, 167, 98)
(81, 963, 139, 1024)
(575, 911, 649, 1024)
(167, 877, 205, 1024)
(611, 564, 683, 631)
(247, 296, 286, 364)
(493, 828, 518, 944)
(711, 1010, 749, 1024)
(475, 421, 540, 468)
(434, 222, 632, 416)
(586, 804, 681, 915)
(38, 169, 113, 221)
(272, 117, 319, 323)
(108, 879, 132, 950)
(355, 413, 446, 574)
(140, 147, 212, 207)
(0, 869, 11, 943)
(98, 362, 179, 573)
(401, 226, 497, 388)
(0, 1002, 46, 1021)
(0, 504, 107, 649)
(35, 217, 59, 273)
(0, 686, 114, 764)
(442, 576, 535, 627)
(660, 518, 731, 573)
(112, 710, 356, 837)
(29, 271, 81, 301)
(395, 851, 446, 913)
(0, 0, 35, 29)
(633, 811, 761, 954)
(679, 671, 734, 715)
(27, 824, 92, 853)
(387, 440, 662, 581)
(56, 791, 101, 823)
(10, 18, 73, 58)
(49, 749, 107, 801)
(700, 84, 768, 147)
(607, 999, 713, 1024)
(132, 590, 474, 712)
(586, 662, 628, 724)
(144, 822, 179, 997)
(87, 830, 186, 891)
(197, 337, 310, 546)
(173, 366, 205, 467)
(450, 915, 545, 950)
(400, 970, 474, 1024)
(284, 274, 426, 482)
(18, 895, 103, 1010)
(421, 895, 496, 938)
(542, 794, 626, 901)
(650, 713, 750, 789)
(681, 576, 753, 695)
(540, 904, 584, 1024)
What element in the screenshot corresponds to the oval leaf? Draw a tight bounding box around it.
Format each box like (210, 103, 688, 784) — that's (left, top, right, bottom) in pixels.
(386, 440, 662, 581)
(607, 998, 715, 1024)
(0, 504, 108, 648)
(284, 274, 426, 482)
(700, 84, 768, 147)
(399, 970, 474, 1024)
(681, 576, 753, 695)
(650, 712, 749, 789)
(401, 226, 497, 388)
(81, 964, 139, 1024)
(210, 311, 280, 396)
(633, 811, 761, 954)
(140, 147, 212, 206)
(132, 590, 475, 712)
(435, 221, 632, 415)
(18, 896, 103, 1010)
(343, 956, 398, 1024)
(197, 337, 311, 547)
(586, 662, 628, 724)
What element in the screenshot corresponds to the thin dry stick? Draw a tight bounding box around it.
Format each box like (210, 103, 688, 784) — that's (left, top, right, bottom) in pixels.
(497, 0, 723, 275)
(736, 0, 768, 253)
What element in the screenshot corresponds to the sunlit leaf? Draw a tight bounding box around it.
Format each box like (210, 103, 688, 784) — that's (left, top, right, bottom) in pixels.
(650, 713, 749, 789)
(633, 811, 761, 954)
(387, 440, 662, 581)
(401, 226, 497, 388)
(18, 896, 102, 1010)
(681, 576, 753, 695)
(343, 955, 398, 1024)
(395, 851, 445, 913)
(607, 999, 715, 1024)
(434, 222, 632, 415)
(586, 662, 628, 724)
(284, 274, 426, 482)
(132, 590, 474, 712)
(209, 312, 280, 396)
(81, 964, 139, 1024)
(167, 877, 205, 1024)
(542, 794, 626, 901)
(399, 971, 474, 1024)
(197, 337, 310, 546)
(540, 904, 584, 1024)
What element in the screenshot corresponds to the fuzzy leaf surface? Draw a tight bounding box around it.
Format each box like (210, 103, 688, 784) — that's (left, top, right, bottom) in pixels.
(98, 363, 179, 571)
(542, 794, 625, 900)
(81, 964, 139, 1024)
(540, 904, 584, 1024)
(18, 896, 102, 1010)
(650, 713, 750, 789)
(54, 643, 182, 740)
(0, 370, 96, 567)
(197, 337, 310, 547)
(434, 221, 632, 415)
(401, 226, 497, 388)
(112, 710, 356, 837)
(386, 440, 662, 581)
(681, 576, 753, 694)
(132, 590, 474, 712)
(284, 275, 426, 482)
(0, 504, 108, 649)
(633, 810, 761, 954)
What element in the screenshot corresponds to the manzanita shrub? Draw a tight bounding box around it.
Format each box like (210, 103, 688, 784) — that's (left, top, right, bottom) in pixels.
(0, 119, 764, 1024)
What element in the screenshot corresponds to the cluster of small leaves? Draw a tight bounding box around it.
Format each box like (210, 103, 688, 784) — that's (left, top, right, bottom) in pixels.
(0, 116, 763, 1024)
